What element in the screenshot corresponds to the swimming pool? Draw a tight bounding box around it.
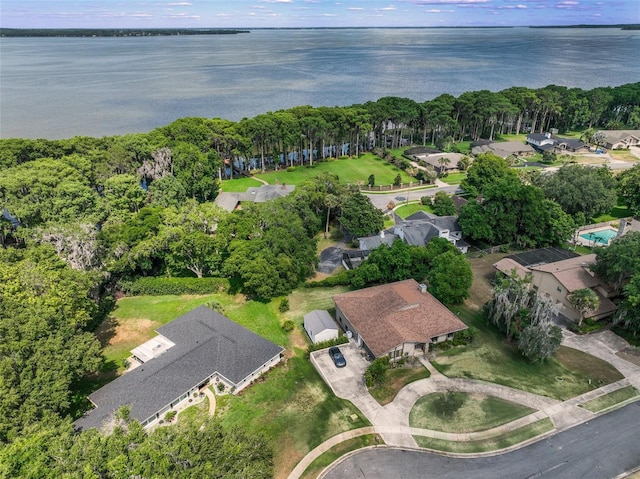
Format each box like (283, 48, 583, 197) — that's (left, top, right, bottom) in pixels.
(579, 228, 618, 245)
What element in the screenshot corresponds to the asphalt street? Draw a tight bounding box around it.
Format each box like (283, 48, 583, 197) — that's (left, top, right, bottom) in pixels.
(323, 401, 640, 479)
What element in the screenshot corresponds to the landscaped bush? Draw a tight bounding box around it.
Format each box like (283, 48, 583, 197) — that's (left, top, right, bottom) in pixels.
(569, 318, 608, 335)
(365, 356, 390, 387)
(421, 196, 432, 206)
(278, 297, 290, 312)
(287, 165, 297, 172)
(282, 320, 295, 332)
(165, 410, 177, 422)
(118, 276, 230, 296)
(306, 336, 349, 357)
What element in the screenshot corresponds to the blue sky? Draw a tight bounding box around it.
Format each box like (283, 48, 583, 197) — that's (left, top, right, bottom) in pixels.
(1, 0, 638, 29)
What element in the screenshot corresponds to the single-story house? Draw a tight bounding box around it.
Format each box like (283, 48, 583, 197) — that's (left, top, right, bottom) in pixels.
(304, 310, 340, 344)
(75, 306, 284, 431)
(393, 211, 469, 254)
(494, 250, 616, 322)
(596, 130, 640, 150)
(333, 279, 467, 360)
(412, 152, 466, 172)
(471, 141, 536, 159)
(358, 230, 398, 251)
(526, 132, 588, 154)
(214, 184, 295, 212)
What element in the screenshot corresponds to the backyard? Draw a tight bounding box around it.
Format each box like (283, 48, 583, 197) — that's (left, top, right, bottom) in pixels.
(220, 154, 411, 190)
(97, 285, 364, 479)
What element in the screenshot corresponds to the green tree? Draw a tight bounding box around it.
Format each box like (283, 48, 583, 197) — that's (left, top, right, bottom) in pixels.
(591, 231, 640, 294)
(0, 246, 103, 441)
(569, 288, 600, 326)
(339, 192, 384, 240)
(431, 191, 457, 216)
(426, 250, 473, 304)
(618, 164, 640, 217)
(535, 164, 617, 222)
(103, 173, 147, 218)
(460, 153, 516, 197)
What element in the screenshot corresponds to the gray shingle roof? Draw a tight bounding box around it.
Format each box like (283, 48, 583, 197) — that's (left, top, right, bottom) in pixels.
(75, 306, 283, 430)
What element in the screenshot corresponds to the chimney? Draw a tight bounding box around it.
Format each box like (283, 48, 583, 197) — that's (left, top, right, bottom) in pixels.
(418, 283, 427, 294)
(545, 132, 551, 139)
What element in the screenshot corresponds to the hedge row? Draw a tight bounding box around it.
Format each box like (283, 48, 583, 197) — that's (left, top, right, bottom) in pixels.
(118, 277, 230, 296)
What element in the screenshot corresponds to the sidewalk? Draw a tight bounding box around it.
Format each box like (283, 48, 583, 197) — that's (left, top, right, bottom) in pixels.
(288, 329, 640, 479)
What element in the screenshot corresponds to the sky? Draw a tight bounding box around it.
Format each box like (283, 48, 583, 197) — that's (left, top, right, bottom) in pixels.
(1, 0, 638, 29)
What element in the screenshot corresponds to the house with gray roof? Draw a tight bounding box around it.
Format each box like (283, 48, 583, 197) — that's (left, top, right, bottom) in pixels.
(75, 306, 283, 431)
(471, 141, 535, 159)
(526, 132, 588, 154)
(214, 184, 295, 212)
(393, 211, 469, 253)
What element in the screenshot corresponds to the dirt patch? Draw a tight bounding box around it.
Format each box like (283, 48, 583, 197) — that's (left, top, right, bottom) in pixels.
(464, 252, 509, 310)
(274, 434, 303, 479)
(289, 327, 310, 356)
(96, 317, 160, 348)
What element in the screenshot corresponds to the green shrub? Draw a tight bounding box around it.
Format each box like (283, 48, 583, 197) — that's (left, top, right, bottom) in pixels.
(205, 299, 226, 314)
(278, 297, 290, 312)
(393, 174, 402, 187)
(421, 196, 432, 206)
(282, 320, 295, 333)
(165, 410, 177, 422)
(287, 166, 297, 172)
(306, 336, 349, 357)
(118, 277, 229, 296)
(217, 382, 225, 393)
(365, 356, 390, 388)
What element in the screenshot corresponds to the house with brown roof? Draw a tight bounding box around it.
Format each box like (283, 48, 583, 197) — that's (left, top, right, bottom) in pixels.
(597, 130, 640, 150)
(333, 279, 467, 360)
(494, 252, 616, 322)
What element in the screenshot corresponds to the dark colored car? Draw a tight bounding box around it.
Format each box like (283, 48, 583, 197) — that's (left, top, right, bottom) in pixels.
(329, 346, 346, 368)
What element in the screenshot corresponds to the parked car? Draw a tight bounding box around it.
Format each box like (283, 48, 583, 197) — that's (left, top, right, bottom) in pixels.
(328, 346, 346, 368)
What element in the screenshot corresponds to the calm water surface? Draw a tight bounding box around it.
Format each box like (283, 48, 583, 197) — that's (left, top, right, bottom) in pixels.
(1, 28, 639, 139)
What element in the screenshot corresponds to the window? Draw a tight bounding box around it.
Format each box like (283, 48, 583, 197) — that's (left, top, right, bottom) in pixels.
(557, 286, 562, 293)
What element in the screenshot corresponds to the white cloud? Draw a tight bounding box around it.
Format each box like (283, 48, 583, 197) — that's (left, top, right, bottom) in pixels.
(166, 2, 192, 6)
(348, 7, 364, 10)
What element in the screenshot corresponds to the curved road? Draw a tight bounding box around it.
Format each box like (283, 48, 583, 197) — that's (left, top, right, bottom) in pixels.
(324, 401, 640, 479)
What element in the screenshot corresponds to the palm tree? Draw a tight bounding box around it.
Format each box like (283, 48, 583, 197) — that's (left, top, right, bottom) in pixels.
(569, 288, 600, 326)
(437, 156, 451, 174)
(324, 194, 340, 239)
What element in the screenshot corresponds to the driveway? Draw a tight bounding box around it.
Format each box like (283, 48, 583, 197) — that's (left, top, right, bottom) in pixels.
(310, 341, 369, 400)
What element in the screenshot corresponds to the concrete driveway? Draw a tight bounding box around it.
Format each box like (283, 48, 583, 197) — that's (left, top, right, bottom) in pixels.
(310, 341, 369, 400)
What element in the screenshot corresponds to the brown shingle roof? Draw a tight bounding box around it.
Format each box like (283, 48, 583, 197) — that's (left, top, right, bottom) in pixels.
(333, 279, 467, 357)
(530, 254, 599, 292)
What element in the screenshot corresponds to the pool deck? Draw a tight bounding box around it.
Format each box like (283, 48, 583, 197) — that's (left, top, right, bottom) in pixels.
(574, 225, 620, 247)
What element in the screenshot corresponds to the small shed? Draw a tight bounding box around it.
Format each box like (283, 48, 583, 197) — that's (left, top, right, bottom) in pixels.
(303, 310, 339, 344)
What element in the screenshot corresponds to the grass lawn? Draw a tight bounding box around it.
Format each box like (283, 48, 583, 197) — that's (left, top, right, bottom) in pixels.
(217, 356, 370, 479)
(441, 172, 466, 184)
(432, 307, 624, 400)
(394, 203, 435, 219)
(579, 386, 639, 413)
(413, 418, 554, 453)
(368, 365, 431, 405)
(409, 392, 535, 433)
(496, 133, 528, 143)
(218, 176, 264, 192)
(244, 155, 411, 187)
(99, 287, 367, 479)
(299, 434, 382, 479)
(609, 149, 639, 162)
(593, 202, 631, 223)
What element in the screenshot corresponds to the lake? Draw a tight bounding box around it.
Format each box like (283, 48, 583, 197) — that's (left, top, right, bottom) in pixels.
(1, 27, 639, 139)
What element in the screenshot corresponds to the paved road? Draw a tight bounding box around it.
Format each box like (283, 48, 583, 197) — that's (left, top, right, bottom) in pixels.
(323, 401, 640, 479)
(364, 184, 461, 210)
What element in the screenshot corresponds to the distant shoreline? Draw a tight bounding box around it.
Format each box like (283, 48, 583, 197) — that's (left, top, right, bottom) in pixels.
(0, 28, 250, 37)
(1, 25, 638, 37)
